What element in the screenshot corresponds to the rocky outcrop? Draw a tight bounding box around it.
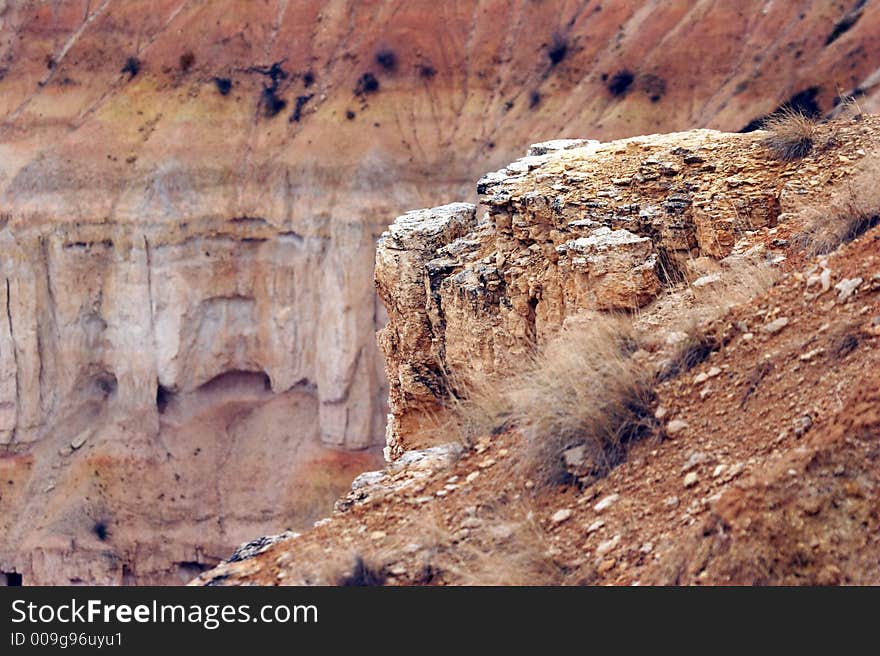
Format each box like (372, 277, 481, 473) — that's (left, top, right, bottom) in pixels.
(3, 0, 880, 584)
(376, 127, 864, 457)
(375, 204, 479, 455)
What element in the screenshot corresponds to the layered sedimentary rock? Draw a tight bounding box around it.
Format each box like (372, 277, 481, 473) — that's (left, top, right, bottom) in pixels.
(195, 114, 880, 587)
(0, 218, 387, 449)
(4, 0, 880, 451)
(376, 127, 863, 457)
(2, 0, 880, 583)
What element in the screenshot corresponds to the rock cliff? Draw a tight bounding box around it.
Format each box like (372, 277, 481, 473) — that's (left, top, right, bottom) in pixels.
(3, 0, 880, 583)
(377, 128, 820, 457)
(195, 114, 880, 586)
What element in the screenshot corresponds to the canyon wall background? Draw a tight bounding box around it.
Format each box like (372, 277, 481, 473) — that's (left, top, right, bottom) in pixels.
(1, 0, 879, 583)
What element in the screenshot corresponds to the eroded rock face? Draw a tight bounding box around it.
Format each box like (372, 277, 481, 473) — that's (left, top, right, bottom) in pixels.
(375, 130, 819, 457)
(2, 0, 880, 453)
(2, 0, 880, 584)
(375, 204, 479, 455)
(0, 220, 385, 449)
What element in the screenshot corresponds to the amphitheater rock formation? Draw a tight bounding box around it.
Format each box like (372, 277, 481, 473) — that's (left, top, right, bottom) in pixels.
(3, 0, 880, 583)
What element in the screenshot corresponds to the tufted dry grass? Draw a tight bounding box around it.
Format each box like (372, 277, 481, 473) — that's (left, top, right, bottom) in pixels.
(795, 165, 880, 255)
(450, 314, 655, 487)
(762, 109, 818, 161)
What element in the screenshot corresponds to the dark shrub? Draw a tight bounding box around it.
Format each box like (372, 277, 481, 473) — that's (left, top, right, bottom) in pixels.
(608, 70, 634, 96)
(261, 88, 287, 118)
(92, 520, 110, 541)
(375, 49, 398, 71)
(214, 77, 232, 95)
(548, 34, 568, 65)
(290, 94, 313, 122)
(121, 57, 140, 77)
(179, 51, 195, 72)
(355, 72, 380, 95)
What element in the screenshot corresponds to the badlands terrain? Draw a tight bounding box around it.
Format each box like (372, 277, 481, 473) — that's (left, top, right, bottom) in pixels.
(198, 112, 880, 586)
(0, 0, 878, 584)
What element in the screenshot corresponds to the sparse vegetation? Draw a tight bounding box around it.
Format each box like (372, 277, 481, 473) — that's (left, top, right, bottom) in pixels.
(405, 505, 566, 585)
(807, 202, 879, 254)
(447, 260, 779, 488)
(450, 315, 655, 487)
(290, 93, 314, 122)
(742, 87, 821, 133)
(248, 61, 289, 118)
(337, 556, 387, 586)
(355, 72, 380, 95)
(418, 63, 436, 79)
(92, 520, 110, 541)
(762, 109, 818, 160)
(443, 369, 515, 449)
(120, 56, 140, 77)
(657, 319, 718, 382)
(641, 73, 667, 103)
(179, 51, 195, 72)
(528, 90, 541, 109)
(213, 77, 232, 95)
(511, 316, 655, 485)
(607, 70, 634, 96)
(795, 162, 880, 254)
(375, 49, 398, 72)
(825, 1, 866, 46)
(249, 61, 287, 87)
(658, 262, 779, 380)
(547, 34, 568, 66)
(830, 329, 859, 359)
(261, 87, 287, 118)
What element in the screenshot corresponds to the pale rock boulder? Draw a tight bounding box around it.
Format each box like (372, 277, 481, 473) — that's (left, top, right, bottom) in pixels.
(556, 227, 660, 310)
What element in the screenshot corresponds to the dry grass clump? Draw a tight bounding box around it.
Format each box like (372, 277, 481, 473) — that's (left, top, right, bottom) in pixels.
(442, 368, 515, 448)
(336, 555, 387, 586)
(449, 264, 780, 486)
(692, 262, 780, 314)
(762, 109, 818, 161)
(796, 173, 880, 255)
(448, 314, 654, 486)
(510, 315, 655, 486)
(272, 542, 393, 586)
(656, 318, 719, 382)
